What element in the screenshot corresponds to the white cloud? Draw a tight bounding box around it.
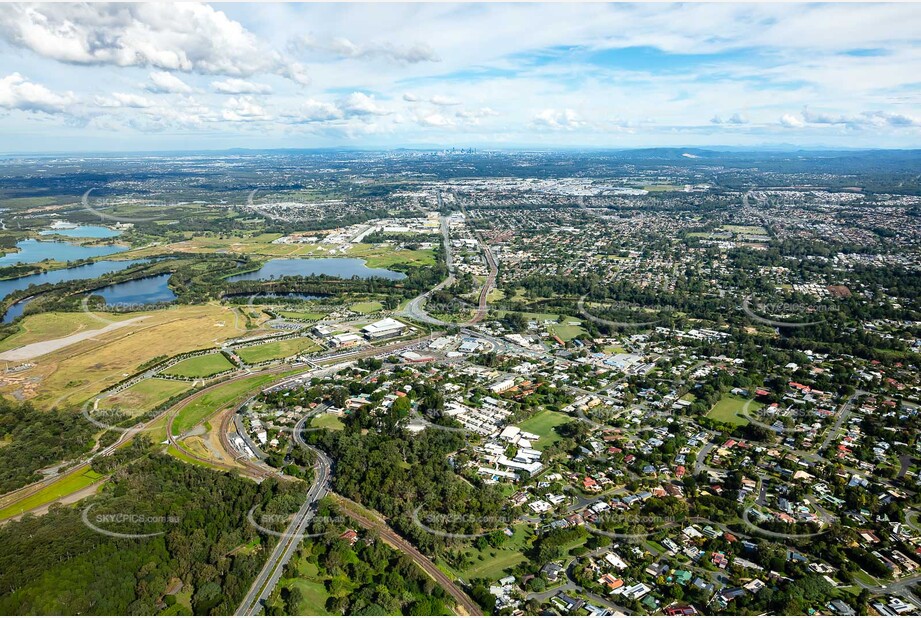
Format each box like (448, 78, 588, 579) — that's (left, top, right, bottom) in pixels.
(94, 92, 154, 109)
(212, 78, 272, 95)
(402, 93, 420, 102)
(456, 107, 499, 119)
(779, 113, 805, 128)
(429, 95, 460, 107)
(340, 92, 389, 116)
(294, 35, 438, 64)
(800, 107, 920, 129)
(285, 99, 344, 123)
(221, 96, 270, 122)
(415, 112, 454, 128)
(532, 108, 585, 130)
(146, 71, 193, 94)
(0, 72, 74, 114)
(0, 3, 307, 82)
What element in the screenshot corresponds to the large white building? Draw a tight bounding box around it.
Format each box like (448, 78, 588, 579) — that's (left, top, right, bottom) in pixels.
(361, 317, 407, 340)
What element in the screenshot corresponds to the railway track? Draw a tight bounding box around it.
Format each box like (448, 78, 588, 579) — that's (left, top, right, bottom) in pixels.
(332, 494, 481, 616)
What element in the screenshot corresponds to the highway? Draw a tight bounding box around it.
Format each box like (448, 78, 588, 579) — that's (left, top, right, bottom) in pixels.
(401, 196, 496, 327)
(456, 198, 497, 325)
(401, 214, 454, 325)
(236, 414, 332, 615)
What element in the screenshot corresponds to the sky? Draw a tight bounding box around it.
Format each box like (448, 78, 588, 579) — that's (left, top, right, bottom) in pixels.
(0, 2, 919, 153)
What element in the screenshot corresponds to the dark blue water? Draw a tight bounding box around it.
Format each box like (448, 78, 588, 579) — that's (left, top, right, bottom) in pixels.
(0, 239, 126, 266)
(2, 297, 34, 323)
(227, 258, 405, 282)
(92, 274, 176, 306)
(0, 259, 148, 308)
(40, 225, 121, 239)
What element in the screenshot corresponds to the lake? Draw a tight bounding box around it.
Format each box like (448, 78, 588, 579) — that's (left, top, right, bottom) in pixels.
(40, 225, 122, 239)
(227, 258, 406, 282)
(0, 259, 148, 302)
(91, 273, 177, 307)
(0, 239, 127, 267)
(2, 297, 34, 323)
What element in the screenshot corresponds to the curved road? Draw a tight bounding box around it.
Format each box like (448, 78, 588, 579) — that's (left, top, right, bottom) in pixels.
(236, 413, 332, 615)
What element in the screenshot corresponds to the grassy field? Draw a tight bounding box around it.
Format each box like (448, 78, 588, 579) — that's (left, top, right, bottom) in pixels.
(279, 559, 331, 615)
(0, 311, 137, 353)
(119, 234, 435, 271)
(310, 413, 345, 431)
(349, 301, 382, 314)
(457, 523, 534, 581)
(102, 378, 191, 415)
(547, 322, 585, 342)
(518, 409, 571, 448)
(236, 338, 321, 364)
(345, 244, 435, 269)
(162, 353, 234, 378)
(2, 304, 267, 409)
(171, 372, 292, 435)
(724, 225, 769, 235)
(277, 310, 328, 321)
(706, 395, 761, 426)
(643, 184, 684, 192)
(0, 467, 103, 521)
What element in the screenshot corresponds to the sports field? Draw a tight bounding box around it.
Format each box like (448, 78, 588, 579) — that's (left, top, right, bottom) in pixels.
(517, 409, 571, 448)
(236, 338, 321, 364)
(162, 353, 234, 378)
(706, 395, 761, 426)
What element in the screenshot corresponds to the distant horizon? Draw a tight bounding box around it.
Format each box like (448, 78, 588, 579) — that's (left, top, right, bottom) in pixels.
(3, 144, 921, 158)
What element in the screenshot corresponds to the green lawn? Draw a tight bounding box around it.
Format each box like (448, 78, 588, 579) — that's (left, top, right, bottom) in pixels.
(548, 322, 585, 342)
(706, 395, 761, 426)
(0, 467, 104, 520)
(310, 414, 345, 431)
(724, 225, 769, 235)
(643, 184, 684, 192)
(277, 310, 327, 321)
(172, 372, 293, 434)
(236, 338, 321, 364)
(518, 409, 571, 448)
(349, 301, 383, 314)
(103, 377, 191, 415)
(162, 353, 234, 378)
(457, 524, 533, 581)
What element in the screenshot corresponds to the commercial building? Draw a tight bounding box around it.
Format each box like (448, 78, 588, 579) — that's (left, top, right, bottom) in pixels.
(361, 317, 407, 340)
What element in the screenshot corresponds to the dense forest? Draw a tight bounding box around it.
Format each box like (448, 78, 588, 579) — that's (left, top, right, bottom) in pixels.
(0, 397, 95, 494)
(268, 500, 455, 616)
(0, 454, 306, 615)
